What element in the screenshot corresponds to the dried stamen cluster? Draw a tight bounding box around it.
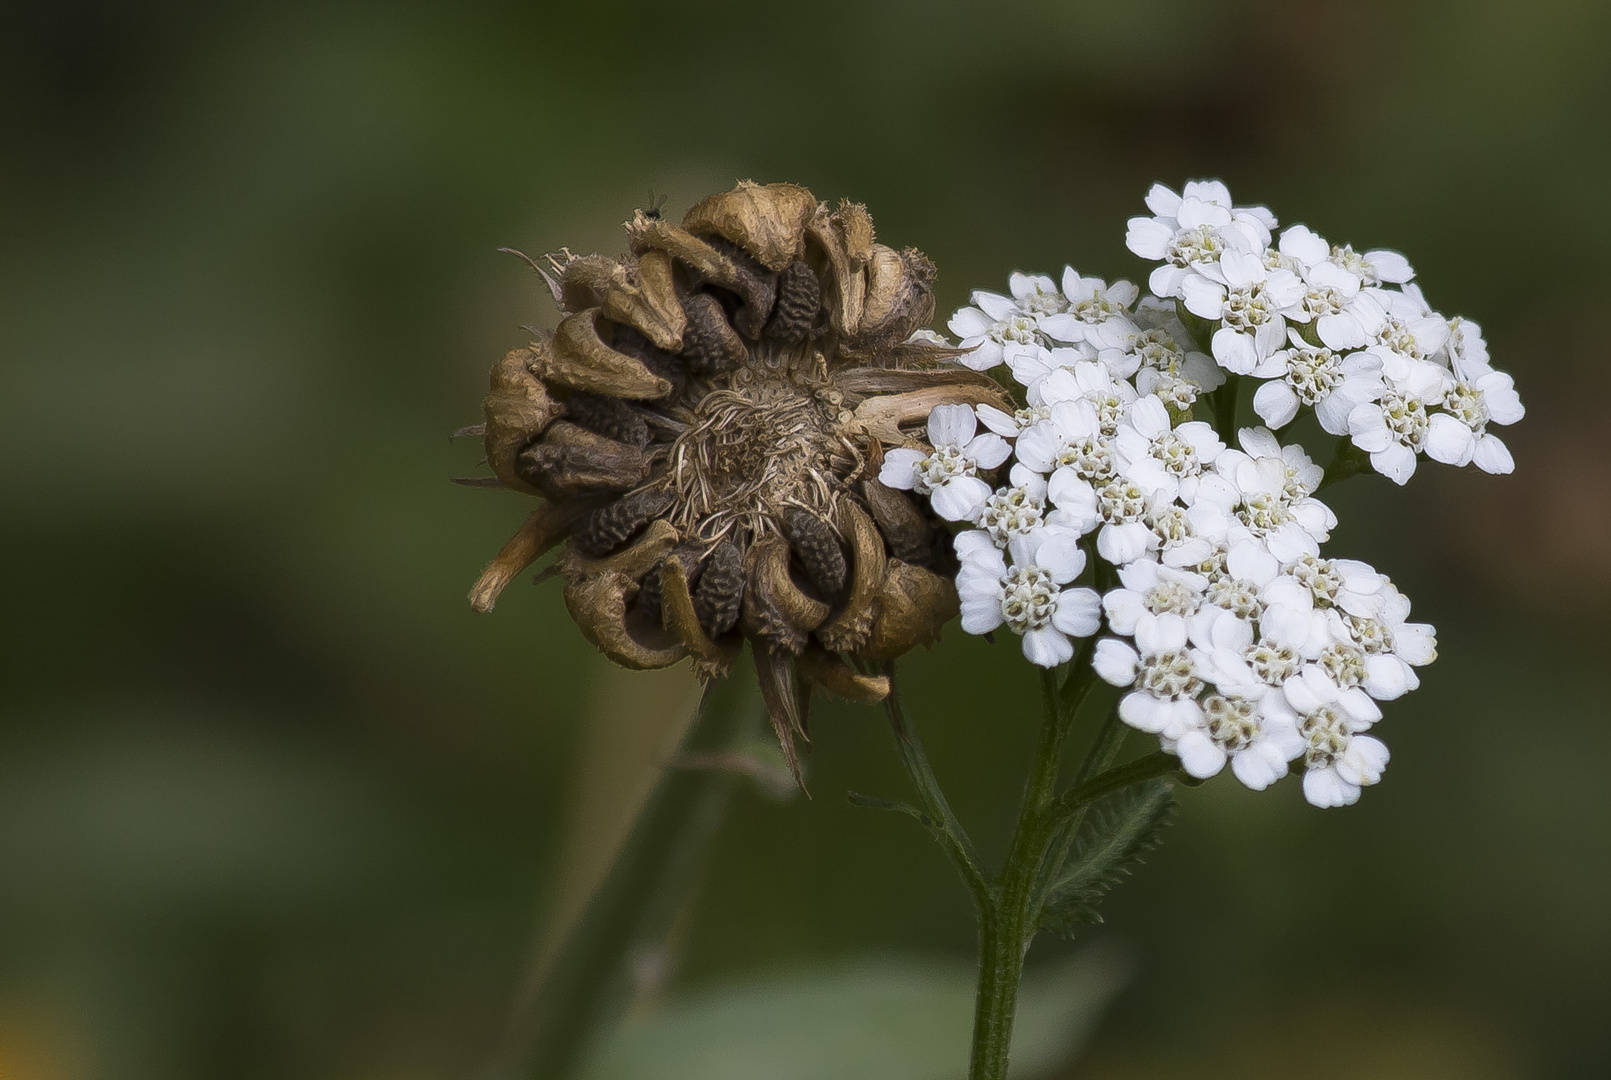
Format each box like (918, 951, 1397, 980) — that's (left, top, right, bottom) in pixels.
(465, 182, 1010, 777)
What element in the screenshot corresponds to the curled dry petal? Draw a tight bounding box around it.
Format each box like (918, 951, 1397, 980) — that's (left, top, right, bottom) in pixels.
(545, 310, 673, 400)
(817, 500, 887, 653)
(682, 181, 816, 272)
(483, 346, 565, 495)
(741, 536, 831, 655)
(468, 499, 589, 613)
(563, 572, 687, 670)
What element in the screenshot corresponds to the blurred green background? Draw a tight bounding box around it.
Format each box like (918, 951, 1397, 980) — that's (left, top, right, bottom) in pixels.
(3, 0, 1608, 1076)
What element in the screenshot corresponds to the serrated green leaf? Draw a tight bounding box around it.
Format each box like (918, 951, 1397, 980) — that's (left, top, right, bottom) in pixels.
(1036, 778, 1175, 938)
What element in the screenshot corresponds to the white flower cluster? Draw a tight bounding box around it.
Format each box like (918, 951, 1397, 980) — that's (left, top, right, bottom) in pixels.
(877, 180, 1520, 808)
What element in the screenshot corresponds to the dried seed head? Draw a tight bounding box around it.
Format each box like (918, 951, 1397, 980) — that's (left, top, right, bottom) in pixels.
(467, 181, 1014, 776)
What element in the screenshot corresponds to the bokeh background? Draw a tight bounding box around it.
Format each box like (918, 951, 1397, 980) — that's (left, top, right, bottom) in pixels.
(4, 0, 1609, 1077)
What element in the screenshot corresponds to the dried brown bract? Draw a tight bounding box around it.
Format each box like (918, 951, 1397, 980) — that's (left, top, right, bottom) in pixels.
(466, 180, 1009, 781)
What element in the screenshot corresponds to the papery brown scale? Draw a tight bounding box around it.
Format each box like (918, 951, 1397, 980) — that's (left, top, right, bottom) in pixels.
(546, 311, 673, 400)
(681, 181, 816, 272)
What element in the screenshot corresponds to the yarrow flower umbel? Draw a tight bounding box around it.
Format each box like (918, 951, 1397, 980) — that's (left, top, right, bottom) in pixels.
(899, 179, 1517, 808)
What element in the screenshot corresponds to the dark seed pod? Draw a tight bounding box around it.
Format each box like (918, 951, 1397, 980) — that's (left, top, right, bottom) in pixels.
(610, 323, 687, 399)
(679, 292, 749, 375)
(564, 390, 650, 449)
(692, 541, 744, 637)
(782, 507, 847, 597)
(863, 477, 936, 566)
(574, 488, 676, 559)
(765, 260, 821, 344)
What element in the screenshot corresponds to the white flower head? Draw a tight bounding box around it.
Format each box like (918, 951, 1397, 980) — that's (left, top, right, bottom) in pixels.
(1127, 181, 1277, 299)
(948, 290, 1048, 373)
(1250, 330, 1384, 434)
(957, 528, 1101, 667)
(1181, 250, 1306, 374)
(1040, 271, 1140, 346)
(879, 404, 1011, 521)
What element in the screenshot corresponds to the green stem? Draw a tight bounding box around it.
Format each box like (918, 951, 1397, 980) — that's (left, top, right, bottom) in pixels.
(1319, 437, 1371, 491)
(967, 667, 1070, 1080)
(486, 669, 763, 1080)
(1212, 372, 1242, 443)
(882, 664, 990, 908)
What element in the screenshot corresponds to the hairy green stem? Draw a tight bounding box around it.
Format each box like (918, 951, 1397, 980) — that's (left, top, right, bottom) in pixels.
(967, 667, 1072, 1079)
(487, 669, 763, 1080)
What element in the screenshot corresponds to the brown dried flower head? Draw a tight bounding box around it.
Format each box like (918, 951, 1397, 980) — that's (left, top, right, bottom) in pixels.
(464, 181, 1009, 778)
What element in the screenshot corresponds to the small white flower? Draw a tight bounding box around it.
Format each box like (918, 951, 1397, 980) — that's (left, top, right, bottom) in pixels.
(1189, 540, 1280, 652)
(1127, 181, 1276, 299)
(1027, 361, 1138, 434)
(1345, 358, 1452, 484)
(1040, 271, 1140, 346)
(957, 530, 1101, 667)
(1194, 435, 1336, 562)
(1424, 368, 1524, 474)
(1113, 395, 1226, 502)
(1173, 653, 1303, 788)
(879, 404, 1011, 521)
(948, 290, 1047, 372)
(974, 470, 1051, 549)
(1250, 330, 1384, 434)
(1093, 613, 1211, 738)
(1263, 667, 1388, 807)
(1181, 249, 1306, 374)
(1008, 272, 1069, 321)
(1330, 243, 1414, 288)
(1101, 560, 1210, 639)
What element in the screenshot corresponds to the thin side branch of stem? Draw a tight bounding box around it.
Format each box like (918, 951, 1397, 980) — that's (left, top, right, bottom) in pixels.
(1048, 750, 1180, 828)
(883, 663, 991, 909)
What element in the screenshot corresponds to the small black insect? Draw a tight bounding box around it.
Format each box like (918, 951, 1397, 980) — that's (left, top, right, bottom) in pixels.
(641, 190, 669, 221)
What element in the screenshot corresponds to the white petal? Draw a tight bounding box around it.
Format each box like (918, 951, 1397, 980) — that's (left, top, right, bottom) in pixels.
(931, 476, 992, 521)
(927, 403, 978, 448)
(1212, 328, 1260, 374)
(878, 449, 924, 489)
(1022, 627, 1074, 668)
(1052, 588, 1103, 637)
(1253, 380, 1300, 429)
(1092, 638, 1139, 686)
(1425, 414, 1476, 466)
(1473, 433, 1515, 474)
(1177, 731, 1227, 779)
(966, 433, 1013, 470)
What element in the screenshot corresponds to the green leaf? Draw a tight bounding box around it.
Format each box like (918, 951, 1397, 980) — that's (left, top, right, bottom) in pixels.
(579, 949, 1132, 1080)
(1036, 778, 1175, 938)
